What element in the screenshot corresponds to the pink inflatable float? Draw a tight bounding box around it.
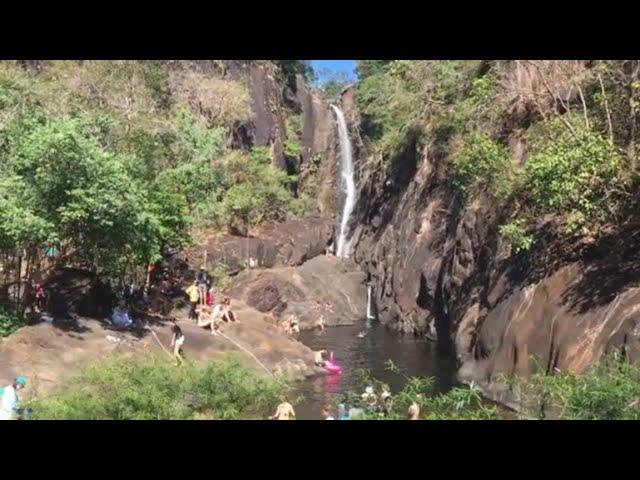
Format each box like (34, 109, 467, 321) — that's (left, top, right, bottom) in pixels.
(324, 351, 342, 374)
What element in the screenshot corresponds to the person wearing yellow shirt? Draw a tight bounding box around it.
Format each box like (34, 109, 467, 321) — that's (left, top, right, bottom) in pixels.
(185, 281, 200, 322)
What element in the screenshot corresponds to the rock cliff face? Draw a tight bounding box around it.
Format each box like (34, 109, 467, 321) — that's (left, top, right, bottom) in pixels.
(339, 85, 640, 388)
(225, 61, 340, 218)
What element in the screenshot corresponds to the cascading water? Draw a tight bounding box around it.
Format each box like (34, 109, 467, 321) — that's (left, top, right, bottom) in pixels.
(366, 284, 375, 320)
(331, 105, 356, 258)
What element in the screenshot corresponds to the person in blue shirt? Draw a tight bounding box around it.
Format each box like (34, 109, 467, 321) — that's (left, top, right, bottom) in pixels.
(0, 376, 26, 420)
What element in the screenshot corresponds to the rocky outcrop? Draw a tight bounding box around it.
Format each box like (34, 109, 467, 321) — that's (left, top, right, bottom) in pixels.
(295, 76, 340, 217)
(343, 83, 640, 390)
(183, 217, 333, 275)
(229, 255, 367, 329)
(0, 297, 326, 395)
(226, 63, 340, 220)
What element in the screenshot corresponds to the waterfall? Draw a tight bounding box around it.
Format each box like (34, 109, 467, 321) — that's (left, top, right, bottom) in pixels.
(366, 284, 375, 320)
(331, 105, 356, 258)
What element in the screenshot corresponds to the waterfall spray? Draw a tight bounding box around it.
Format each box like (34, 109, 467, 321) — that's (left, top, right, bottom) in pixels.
(366, 284, 375, 320)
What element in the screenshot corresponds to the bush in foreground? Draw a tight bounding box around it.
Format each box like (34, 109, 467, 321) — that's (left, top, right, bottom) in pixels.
(513, 354, 640, 420)
(28, 354, 289, 420)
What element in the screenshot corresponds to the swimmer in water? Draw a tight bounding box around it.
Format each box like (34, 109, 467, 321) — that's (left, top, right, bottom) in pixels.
(357, 330, 367, 338)
(314, 349, 327, 367)
(408, 401, 420, 420)
(322, 404, 334, 420)
(269, 396, 296, 420)
(361, 386, 378, 408)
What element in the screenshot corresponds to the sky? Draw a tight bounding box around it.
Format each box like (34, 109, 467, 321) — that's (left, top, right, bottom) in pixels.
(310, 60, 357, 85)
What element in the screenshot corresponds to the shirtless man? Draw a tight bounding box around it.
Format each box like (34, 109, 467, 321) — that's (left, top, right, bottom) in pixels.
(281, 315, 299, 337)
(197, 306, 221, 336)
(290, 316, 300, 334)
(322, 404, 334, 420)
(361, 386, 378, 408)
(408, 401, 420, 420)
(269, 397, 296, 420)
(313, 349, 327, 366)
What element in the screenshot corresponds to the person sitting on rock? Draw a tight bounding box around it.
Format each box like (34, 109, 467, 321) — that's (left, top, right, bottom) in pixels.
(283, 315, 299, 336)
(313, 349, 327, 367)
(197, 306, 221, 336)
(282, 322, 293, 336)
(290, 315, 299, 334)
(269, 396, 296, 420)
(110, 300, 133, 329)
(213, 298, 238, 323)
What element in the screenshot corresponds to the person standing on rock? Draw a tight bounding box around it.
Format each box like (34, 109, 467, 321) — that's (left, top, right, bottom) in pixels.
(170, 320, 185, 366)
(185, 281, 200, 322)
(197, 267, 210, 307)
(269, 396, 296, 420)
(0, 376, 26, 420)
(34, 282, 46, 312)
(206, 285, 215, 306)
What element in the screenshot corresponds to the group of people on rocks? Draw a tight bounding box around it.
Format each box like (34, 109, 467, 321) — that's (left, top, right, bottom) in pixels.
(168, 266, 239, 365)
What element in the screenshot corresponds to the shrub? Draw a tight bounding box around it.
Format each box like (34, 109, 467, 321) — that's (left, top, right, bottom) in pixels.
(28, 354, 289, 420)
(516, 353, 640, 420)
(452, 133, 510, 198)
(523, 123, 624, 231)
(0, 308, 22, 337)
(168, 69, 252, 127)
(500, 219, 534, 253)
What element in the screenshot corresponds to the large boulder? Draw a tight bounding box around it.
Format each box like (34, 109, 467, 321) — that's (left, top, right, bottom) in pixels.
(184, 217, 333, 276)
(230, 255, 367, 330)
